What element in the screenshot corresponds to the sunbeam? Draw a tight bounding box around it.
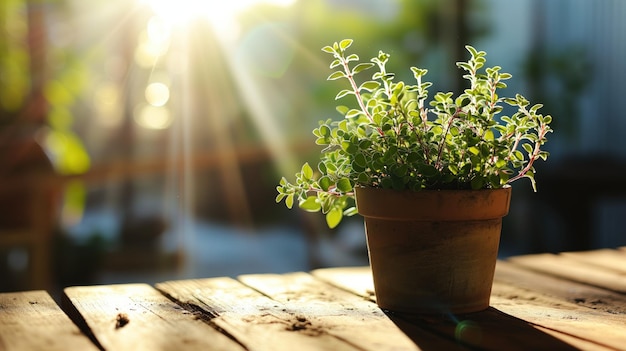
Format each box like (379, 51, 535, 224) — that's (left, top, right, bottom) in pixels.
(139, 0, 296, 38)
(105, 0, 309, 276)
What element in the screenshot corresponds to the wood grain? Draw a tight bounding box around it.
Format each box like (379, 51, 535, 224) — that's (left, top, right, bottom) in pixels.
(496, 251, 626, 350)
(4, 248, 626, 351)
(156, 277, 364, 351)
(312, 267, 592, 350)
(239, 271, 467, 350)
(0, 290, 97, 351)
(314, 253, 626, 350)
(561, 248, 626, 274)
(495, 260, 626, 315)
(63, 283, 241, 351)
(508, 252, 626, 293)
(491, 282, 626, 350)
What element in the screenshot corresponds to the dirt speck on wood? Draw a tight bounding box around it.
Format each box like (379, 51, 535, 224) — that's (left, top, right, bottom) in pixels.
(115, 313, 130, 329)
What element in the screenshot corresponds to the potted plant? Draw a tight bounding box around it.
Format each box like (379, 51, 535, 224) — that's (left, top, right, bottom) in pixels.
(276, 39, 552, 314)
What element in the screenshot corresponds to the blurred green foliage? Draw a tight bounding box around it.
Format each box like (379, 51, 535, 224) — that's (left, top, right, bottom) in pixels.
(0, 0, 90, 220)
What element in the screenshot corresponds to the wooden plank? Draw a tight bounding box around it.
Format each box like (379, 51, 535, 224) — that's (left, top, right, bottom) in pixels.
(63, 283, 242, 351)
(312, 267, 590, 351)
(238, 271, 467, 351)
(492, 278, 626, 344)
(495, 260, 626, 315)
(0, 290, 98, 351)
(561, 248, 626, 274)
(508, 252, 626, 293)
(311, 266, 375, 300)
(490, 283, 626, 351)
(156, 277, 368, 351)
(529, 325, 618, 351)
(493, 260, 626, 350)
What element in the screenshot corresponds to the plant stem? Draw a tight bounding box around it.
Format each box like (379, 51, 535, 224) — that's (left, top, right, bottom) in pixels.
(343, 61, 384, 136)
(507, 123, 549, 185)
(336, 54, 381, 129)
(435, 107, 461, 170)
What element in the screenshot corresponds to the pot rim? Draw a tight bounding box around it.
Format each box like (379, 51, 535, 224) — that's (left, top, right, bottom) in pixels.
(355, 185, 511, 221)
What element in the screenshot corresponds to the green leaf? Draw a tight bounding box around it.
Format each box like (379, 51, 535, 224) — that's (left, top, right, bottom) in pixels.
(484, 130, 494, 141)
(465, 45, 479, 57)
(336, 178, 353, 192)
(381, 178, 393, 189)
(359, 139, 372, 149)
(335, 90, 353, 100)
(448, 164, 458, 175)
(326, 207, 343, 229)
(393, 164, 408, 177)
(359, 81, 381, 92)
(354, 153, 367, 167)
(299, 196, 321, 212)
(344, 206, 358, 217)
(421, 164, 438, 176)
(411, 67, 428, 77)
(470, 177, 484, 190)
(320, 125, 332, 136)
(315, 136, 329, 145)
(339, 39, 353, 50)
(319, 176, 332, 191)
(352, 160, 365, 172)
(302, 163, 314, 180)
(391, 176, 405, 190)
(327, 71, 346, 80)
(275, 193, 285, 203)
(318, 161, 327, 174)
(495, 159, 507, 168)
(342, 141, 358, 154)
(352, 63, 374, 74)
(530, 103, 543, 114)
(345, 54, 359, 62)
(357, 172, 369, 183)
(336, 105, 349, 115)
(285, 194, 294, 209)
(345, 109, 362, 118)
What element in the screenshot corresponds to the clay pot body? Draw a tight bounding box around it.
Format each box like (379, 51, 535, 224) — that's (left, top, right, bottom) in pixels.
(355, 186, 511, 314)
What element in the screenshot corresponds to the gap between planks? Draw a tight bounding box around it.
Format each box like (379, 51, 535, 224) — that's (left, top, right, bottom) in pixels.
(62, 283, 244, 351)
(268, 270, 586, 351)
(156, 274, 452, 351)
(313, 262, 626, 351)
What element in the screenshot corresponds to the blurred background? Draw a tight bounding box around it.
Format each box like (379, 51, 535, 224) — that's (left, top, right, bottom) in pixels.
(1, 0, 625, 294)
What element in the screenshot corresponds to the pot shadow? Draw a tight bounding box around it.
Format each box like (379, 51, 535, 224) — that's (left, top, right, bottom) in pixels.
(384, 307, 581, 351)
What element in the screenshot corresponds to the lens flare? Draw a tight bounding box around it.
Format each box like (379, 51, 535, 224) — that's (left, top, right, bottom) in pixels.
(145, 82, 170, 107)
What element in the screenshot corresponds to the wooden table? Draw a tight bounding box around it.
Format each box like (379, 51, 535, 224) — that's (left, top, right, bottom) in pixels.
(2, 248, 626, 350)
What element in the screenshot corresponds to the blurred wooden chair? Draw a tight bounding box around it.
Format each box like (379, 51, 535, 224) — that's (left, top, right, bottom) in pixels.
(0, 130, 58, 291)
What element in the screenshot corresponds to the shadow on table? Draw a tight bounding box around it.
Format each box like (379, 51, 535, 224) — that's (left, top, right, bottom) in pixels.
(385, 307, 580, 351)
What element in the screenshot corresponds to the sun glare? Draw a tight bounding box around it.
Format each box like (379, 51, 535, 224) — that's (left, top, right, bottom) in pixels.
(140, 0, 296, 33)
(132, 0, 297, 132)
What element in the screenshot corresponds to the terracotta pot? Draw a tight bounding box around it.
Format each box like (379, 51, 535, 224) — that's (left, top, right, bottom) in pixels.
(355, 186, 511, 314)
